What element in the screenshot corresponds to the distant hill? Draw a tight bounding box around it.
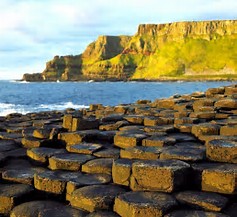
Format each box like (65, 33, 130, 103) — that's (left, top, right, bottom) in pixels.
(23, 20, 237, 81)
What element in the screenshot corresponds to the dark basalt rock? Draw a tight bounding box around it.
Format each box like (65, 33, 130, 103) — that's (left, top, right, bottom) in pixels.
(70, 184, 126, 212)
(175, 191, 228, 212)
(165, 210, 229, 217)
(1, 83, 237, 216)
(114, 191, 178, 217)
(0, 184, 34, 215)
(48, 153, 95, 171)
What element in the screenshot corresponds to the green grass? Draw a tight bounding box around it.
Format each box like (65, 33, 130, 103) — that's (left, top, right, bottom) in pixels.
(131, 35, 237, 79)
(43, 32, 237, 81)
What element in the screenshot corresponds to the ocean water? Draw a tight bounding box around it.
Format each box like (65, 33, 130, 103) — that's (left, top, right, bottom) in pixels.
(0, 80, 235, 116)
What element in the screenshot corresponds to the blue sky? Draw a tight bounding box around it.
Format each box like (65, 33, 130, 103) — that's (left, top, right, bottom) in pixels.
(0, 0, 236, 79)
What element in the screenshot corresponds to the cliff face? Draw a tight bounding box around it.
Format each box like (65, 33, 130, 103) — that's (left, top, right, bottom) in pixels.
(23, 20, 237, 81)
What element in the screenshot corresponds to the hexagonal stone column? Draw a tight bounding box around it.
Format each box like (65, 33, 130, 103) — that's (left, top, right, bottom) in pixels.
(48, 153, 95, 171)
(0, 184, 34, 215)
(206, 140, 237, 163)
(34, 170, 82, 195)
(191, 123, 220, 138)
(175, 191, 228, 212)
(114, 132, 147, 148)
(201, 163, 237, 194)
(114, 191, 177, 217)
(112, 159, 134, 186)
(165, 210, 228, 217)
(130, 160, 190, 192)
(70, 185, 126, 212)
(10, 200, 88, 217)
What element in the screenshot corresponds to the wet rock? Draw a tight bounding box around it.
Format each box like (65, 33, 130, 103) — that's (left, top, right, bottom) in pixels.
(96, 130, 117, 143)
(114, 191, 178, 217)
(21, 136, 47, 148)
(72, 117, 99, 131)
(48, 153, 95, 171)
(82, 158, 113, 175)
(101, 114, 124, 123)
(130, 160, 190, 192)
(220, 125, 237, 136)
(191, 123, 220, 138)
(34, 170, 82, 195)
(90, 104, 103, 111)
(114, 131, 147, 149)
(175, 191, 228, 212)
(10, 200, 86, 217)
(144, 116, 174, 126)
(58, 132, 86, 145)
(174, 123, 193, 133)
(66, 143, 103, 155)
(70, 184, 126, 212)
(33, 128, 52, 139)
(142, 135, 176, 147)
(2, 168, 45, 185)
(136, 99, 151, 104)
(201, 163, 237, 194)
(39, 208, 87, 217)
(27, 147, 67, 164)
(120, 146, 162, 160)
(66, 173, 111, 200)
(99, 120, 128, 131)
(93, 148, 120, 159)
(215, 98, 237, 110)
(189, 111, 216, 119)
(119, 125, 144, 132)
(87, 211, 120, 217)
(169, 133, 197, 142)
(193, 98, 215, 109)
(62, 114, 73, 131)
(160, 146, 205, 162)
(165, 210, 228, 217)
(206, 87, 225, 97)
(155, 98, 177, 109)
(144, 125, 174, 133)
(0, 139, 19, 152)
(0, 184, 34, 215)
(206, 139, 237, 163)
(174, 118, 198, 125)
(124, 115, 144, 125)
(112, 159, 134, 186)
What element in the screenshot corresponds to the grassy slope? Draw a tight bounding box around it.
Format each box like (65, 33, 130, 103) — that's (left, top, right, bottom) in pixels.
(102, 35, 237, 80)
(41, 25, 237, 81)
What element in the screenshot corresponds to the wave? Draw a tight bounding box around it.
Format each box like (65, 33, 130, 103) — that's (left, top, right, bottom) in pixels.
(38, 102, 88, 111)
(0, 103, 29, 116)
(0, 102, 88, 116)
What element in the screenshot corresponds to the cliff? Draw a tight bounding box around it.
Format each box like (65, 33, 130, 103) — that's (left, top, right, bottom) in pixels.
(23, 20, 237, 81)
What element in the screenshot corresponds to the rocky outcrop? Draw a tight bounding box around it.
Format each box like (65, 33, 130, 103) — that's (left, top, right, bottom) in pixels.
(23, 20, 237, 81)
(1, 84, 237, 216)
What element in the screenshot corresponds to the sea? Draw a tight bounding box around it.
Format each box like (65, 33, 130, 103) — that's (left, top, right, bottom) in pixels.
(0, 80, 235, 116)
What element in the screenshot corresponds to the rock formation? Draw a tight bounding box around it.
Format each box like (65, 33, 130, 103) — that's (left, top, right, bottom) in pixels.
(0, 84, 237, 216)
(23, 20, 237, 81)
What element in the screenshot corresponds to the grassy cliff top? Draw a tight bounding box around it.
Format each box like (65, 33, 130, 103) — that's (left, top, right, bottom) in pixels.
(23, 20, 237, 81)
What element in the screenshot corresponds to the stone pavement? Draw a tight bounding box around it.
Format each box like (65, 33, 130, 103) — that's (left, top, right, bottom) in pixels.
(0, 84, 237, 216)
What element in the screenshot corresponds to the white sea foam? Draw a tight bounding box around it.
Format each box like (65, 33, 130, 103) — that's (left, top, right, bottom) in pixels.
(39, 102, 88, 111)
(0, 102, 88, 116)
(0, 103, 29, 116)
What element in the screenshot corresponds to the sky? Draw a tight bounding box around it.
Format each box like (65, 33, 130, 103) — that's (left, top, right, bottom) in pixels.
(0, 0, 236, 79)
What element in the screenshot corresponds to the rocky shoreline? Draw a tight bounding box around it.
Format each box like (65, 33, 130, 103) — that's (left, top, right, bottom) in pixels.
(0, 84, 237, 216)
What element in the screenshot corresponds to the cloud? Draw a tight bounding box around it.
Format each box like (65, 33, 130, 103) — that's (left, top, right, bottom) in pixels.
(0, 0, 236, 79)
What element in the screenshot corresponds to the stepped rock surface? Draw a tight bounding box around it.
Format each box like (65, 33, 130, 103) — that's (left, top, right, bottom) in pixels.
(1, 83, 237, 216)
(23, 20, 237, 81)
